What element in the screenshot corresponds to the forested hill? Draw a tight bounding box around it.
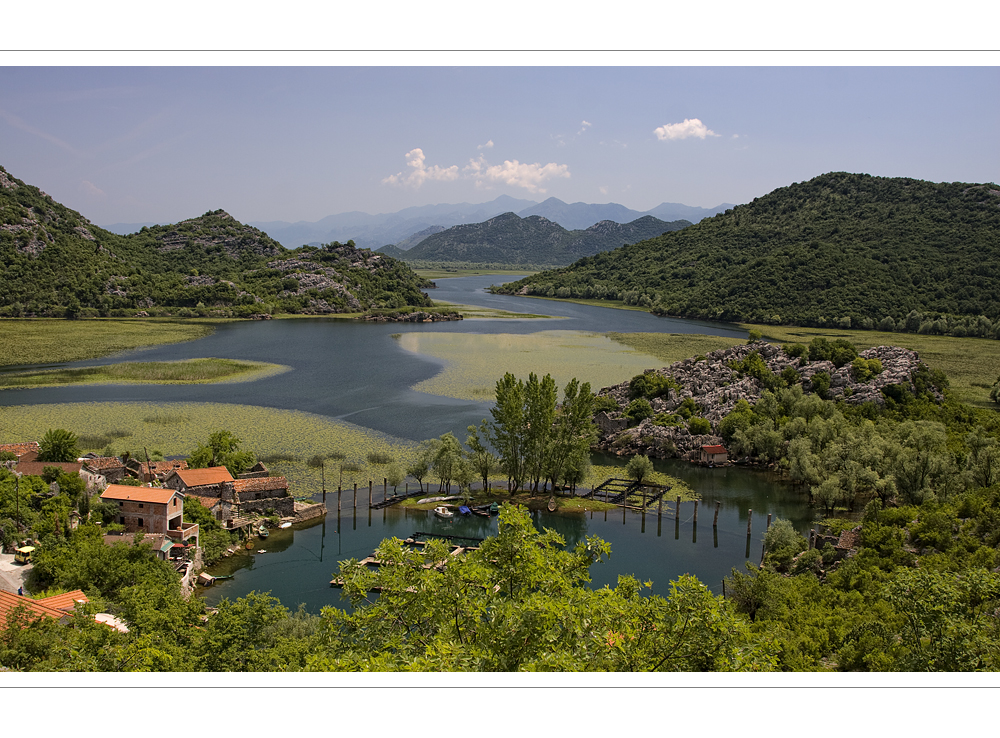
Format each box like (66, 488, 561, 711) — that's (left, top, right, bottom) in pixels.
(397, 212, 691, 266)
(0, 166, 433, 318)
(494, 173, 1000, 330)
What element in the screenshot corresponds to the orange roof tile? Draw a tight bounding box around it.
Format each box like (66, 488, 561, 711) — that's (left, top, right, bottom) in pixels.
(83, 456, 126, 471)
(0, 442, 40, 457)
(35, 590, 89, 612)
(233, 476, 288, 493)
(701, 445, 727, 454)
(0, 590, 69, 628)
(15, 461, 83, 477)
(187, 494, 223, 510)
(100, 484, 182, 505)
(173, 466, 234, 487)
(142, 460, 188, 476)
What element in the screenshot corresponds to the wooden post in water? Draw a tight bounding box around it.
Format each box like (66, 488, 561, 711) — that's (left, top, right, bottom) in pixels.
(767, 513, 772, 531)
(746, 508, 753, 536)
(658, 494, 662, 519)
(722, 579, 726, 599)
(713, 501, 720, 528)
(383, 477, 387, 500)
(353, 483, 357, 509)
(368, 480, 373, 507)
(675, 496, 681, 521)
(693, 500, 698, 524)
(337, 486, 341, 512)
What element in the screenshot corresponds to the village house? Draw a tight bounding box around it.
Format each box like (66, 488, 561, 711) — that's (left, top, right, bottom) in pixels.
(102, 531, 177, 562)
(233, 476, 294, 517)
(163, 466, 234, 496)
(12, 459, 108, 492)
(699, 444, 729, 465)
(99, 484, 199, 548)
(81, 455, 128, 485)
(238, 461, 270, 479)
(127, 458, 189, 484)
(0, 589, 128, 633)
(0, 442, 40, 464)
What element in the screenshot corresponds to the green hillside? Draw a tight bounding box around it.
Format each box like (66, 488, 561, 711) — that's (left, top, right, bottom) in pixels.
(400, 212, 690, 267)
(495, 172, 1000, 336)
(0, 166, 433, 318)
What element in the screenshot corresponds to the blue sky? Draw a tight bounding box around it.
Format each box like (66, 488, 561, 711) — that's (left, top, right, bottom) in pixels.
(1, 66, 997, 226)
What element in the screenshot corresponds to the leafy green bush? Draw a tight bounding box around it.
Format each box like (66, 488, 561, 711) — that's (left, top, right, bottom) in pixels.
(851, 357, 884, 382)
(688, 417, 712, 435)
(593, 395, 619, 414)
(623, 399, 653, 423)
(628, 372, 679, 401)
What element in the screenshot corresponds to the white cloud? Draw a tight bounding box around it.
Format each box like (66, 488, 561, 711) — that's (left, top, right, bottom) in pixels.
(578, 120, 591, 135)
(599, 186, 609, 196)
(465, 155, 570, 194)
(80, 180, 105, 197)
(477, 139, 494, 149)
(382, 148, 459, 187)
(732, 133, 740, 139)
(654, 118, 719, 141)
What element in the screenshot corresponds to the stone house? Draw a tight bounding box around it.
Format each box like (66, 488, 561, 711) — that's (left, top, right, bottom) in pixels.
(12, 460, 108, 491)
(82, 455, 127, 485)
(233, 476, 294, 517)
(0, 442, 40, 464)
(163, 466, 234, 496)
(127, 459, 189, 484)
(699, 444, 729, 465)
(238, 461, 270, 480)
(99, 484, 199, 548)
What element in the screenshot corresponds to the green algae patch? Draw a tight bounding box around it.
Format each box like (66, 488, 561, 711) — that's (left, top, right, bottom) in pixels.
(0, 318, 216, 367)
(0, 401, 420, 498)
(0, 358, 289, 390)
(393, 330, 665, 401)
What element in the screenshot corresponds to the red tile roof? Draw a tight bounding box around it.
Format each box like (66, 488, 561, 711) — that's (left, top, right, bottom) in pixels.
(701, 445, 727, 454)
(100, 484, 181, 505)
(172, 466, 234, 487)
(187, 494, 223, 510)
(0, 442, 40, 457)
(0, 590, 69, 628)
(141, 460, 188, 477)
(233, 476, 288, 493)
(83, 456, 126, 471)
(34, 590, 89, 612)
(14, 460, 83, 476)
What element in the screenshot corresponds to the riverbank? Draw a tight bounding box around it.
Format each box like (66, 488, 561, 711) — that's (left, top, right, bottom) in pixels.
(0, 358, 289, 389)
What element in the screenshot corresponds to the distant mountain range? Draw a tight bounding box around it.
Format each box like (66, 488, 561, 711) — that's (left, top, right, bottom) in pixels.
(102, 196, 733, 251)
(389, 213, 692, 267)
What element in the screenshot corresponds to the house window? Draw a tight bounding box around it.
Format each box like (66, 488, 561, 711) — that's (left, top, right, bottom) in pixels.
(138, 518, 144, 529)
(138, 503, 144, 509)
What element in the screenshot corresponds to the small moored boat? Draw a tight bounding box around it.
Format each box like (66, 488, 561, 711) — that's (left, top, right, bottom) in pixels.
(279, 522, 292, 529)
(459, 505, 471, 516)
(489, 502, 499, 516)
(433, 506, 454, 519)
(258, 524, 269, 539)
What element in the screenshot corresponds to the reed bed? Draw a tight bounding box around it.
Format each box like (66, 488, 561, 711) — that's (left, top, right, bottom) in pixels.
(0, 358, 288, 389)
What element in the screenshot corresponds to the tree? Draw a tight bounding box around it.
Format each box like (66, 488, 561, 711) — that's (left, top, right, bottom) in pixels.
(523, 373, 557, 493)
(37, 429, 80, 462)
(311, 504, 774, 671)
(405, 456, 430, 494)
(625, 455, 654, 486)
(545, 379, 598, 491)
(466, 421, 499, 492)
(189, 430, 255, 476)
(489, 373, 527, 493)
(430, 432, 464, 493)
(385, 462, 405, 495)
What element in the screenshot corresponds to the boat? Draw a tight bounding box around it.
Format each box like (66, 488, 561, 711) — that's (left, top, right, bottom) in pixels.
(471, 505, 491, 518)
(258, 524, 269, 539)
(433, 506, 454, 519)
(489, 502, 499, 515)
(547, 495, 557, 512)
(458, 505, 471, 516)
(279, 522, 292, 529)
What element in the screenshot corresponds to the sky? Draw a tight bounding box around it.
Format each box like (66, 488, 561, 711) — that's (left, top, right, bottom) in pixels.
(1, 65, 998, 227)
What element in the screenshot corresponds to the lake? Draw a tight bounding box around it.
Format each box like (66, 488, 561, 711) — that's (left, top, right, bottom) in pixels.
(1, 275, 815, 608)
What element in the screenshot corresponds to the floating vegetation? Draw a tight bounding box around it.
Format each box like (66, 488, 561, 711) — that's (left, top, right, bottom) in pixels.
(429, 300, 555, 320)
(393, 330, 667, 401)
(0, 401, 420, 496)
(0, 318, 216, 368)
(306, 455, 326, 468)
(366, 452, 394, 465)
(605, 333, 745, 367)
(0, 358, 289, 390)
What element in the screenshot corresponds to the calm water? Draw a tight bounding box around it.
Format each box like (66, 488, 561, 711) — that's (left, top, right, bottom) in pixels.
(2, 276, 815, 607)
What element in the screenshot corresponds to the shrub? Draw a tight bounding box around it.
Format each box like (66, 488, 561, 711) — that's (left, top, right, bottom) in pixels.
(688, 417, 712, 435)
(623, 399, 653, 423)
(593, 395, 619, 414)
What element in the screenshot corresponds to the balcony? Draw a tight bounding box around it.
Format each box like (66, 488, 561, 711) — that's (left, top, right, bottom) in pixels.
(166, 522, 199, 543)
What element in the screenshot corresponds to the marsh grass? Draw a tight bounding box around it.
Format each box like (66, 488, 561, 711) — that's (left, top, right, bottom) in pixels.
(429, 300, 555, 320)
(0, 318, 216, 367)
(743, 324, 1000, 407)
(606, 333, 746, 367)
(0, 358, 288, 390)
(0, 401, 421, 496)
(393, 330, 667, 401)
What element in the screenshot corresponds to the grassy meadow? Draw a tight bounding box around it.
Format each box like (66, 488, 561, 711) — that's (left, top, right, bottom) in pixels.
(744, 324, 1000, 407)
(393, 330, 667, 401)
(0, 401, 422, 499)
(606, 332, 746, 367)
(0, 318, 217, 367)
(0, 358, 288, 389)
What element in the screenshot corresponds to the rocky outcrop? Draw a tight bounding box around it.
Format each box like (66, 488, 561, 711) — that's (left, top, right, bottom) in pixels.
(594, 342, 933, 460)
